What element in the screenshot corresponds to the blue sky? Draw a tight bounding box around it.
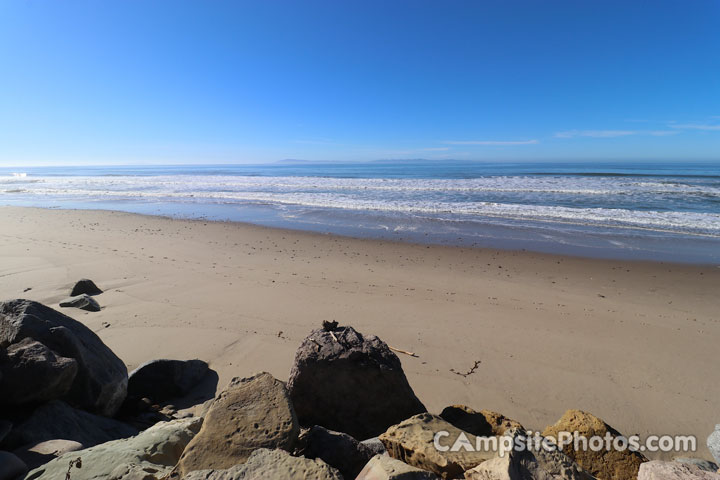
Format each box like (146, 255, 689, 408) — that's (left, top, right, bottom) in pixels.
(1, 1, 719, 165)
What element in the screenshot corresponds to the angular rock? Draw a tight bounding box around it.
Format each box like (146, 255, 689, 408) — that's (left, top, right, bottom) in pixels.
(176, 372, 299, 474)
(127, 359, 209, 403)
(361, 437, 388, 456)
(357, 454, 440, 480)
(675, 457, 720, 473)
(288, 324, 426, 439)
(13, 439, 84, 471)
(542, 410, 647, 480)
(183, 448, 342, 480)
(0, 338, 78, 405)
(638, 460, 720, 480)
(380, 413, 496, 479)
(59, 294, 101, 312)
(3, 400, 138, 449)
(0, 451, 27, 480)
(70, 279, 103, 297)
(297, 425, 375, 479)
(0, 300, 127, 416)
(708, 425, 720, 466)
(25, 417, 202, 480)
(464, 428, 596, 480)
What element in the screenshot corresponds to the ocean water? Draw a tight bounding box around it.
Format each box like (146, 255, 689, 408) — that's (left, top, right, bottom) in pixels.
(1, 161, 719, 263)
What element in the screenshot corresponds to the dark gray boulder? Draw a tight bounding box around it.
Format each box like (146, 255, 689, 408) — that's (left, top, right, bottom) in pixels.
(296, 425, 375, 479)
(0, 338, 78, 406)
(70, 279, 103, 297)
(0, 300, 128, 416)
(127, 359, 209, 403)
(287, 324, 426, 440)
(59, 294, 101, 312)
(3, 400, 138, 449)
(0, 451, 27, 480)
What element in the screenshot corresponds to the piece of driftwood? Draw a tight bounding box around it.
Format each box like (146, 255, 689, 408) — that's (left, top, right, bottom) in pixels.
(389, 346, 418, 357)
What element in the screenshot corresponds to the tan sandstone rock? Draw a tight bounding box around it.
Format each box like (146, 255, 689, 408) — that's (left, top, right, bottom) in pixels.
(176, 372, 299, 475)
(542, 410, 646, 480)
(380, 413, 496, 479)
(356, 454, 441, 479)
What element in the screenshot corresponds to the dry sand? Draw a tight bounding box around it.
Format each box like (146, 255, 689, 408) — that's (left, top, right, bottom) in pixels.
(1, 206, 718, 458)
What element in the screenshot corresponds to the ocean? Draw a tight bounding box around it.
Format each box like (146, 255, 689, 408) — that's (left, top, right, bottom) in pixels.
(2, 161, 719, 263)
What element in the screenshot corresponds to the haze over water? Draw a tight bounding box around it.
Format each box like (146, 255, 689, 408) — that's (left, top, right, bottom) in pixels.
(2, 160, 719, 264)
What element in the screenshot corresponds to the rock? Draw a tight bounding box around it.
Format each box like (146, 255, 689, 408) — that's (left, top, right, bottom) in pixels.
(25, 417, 202, 480)
(380, 413, 496, 479)
(70, 279, 103, 297)
(127, 359, 209, 403)
(0, 299, 127, 416)
(638, 460, 720, 479)
(288, 324, 426, 439)
(361, 437, 388, 456)
(464, 428, 596, 480)
(3, 400, 138, 449)
(183, 448, 342, 480)
(13, 439, 84, 471)
(59, 294, 101, 312)
(356, 454, 440, 480)
(108, 463, 167, 480)
(0, 420, 12, 444)
(176, 372, 299, 474)
(440, 406, 524, 438)
(0, 338, 78, 406)
(0, 451, 27, 480)
(675, 458, 720, 472)
(297, 425, 375, 479)
(542, 410, 647, 480)
(708, 425, 720, 466)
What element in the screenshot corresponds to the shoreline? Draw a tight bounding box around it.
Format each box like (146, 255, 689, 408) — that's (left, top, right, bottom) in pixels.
(2, 205, 719, 458)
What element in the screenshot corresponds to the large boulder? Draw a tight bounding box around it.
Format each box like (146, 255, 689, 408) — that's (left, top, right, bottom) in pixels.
(183, 448, 342, 480)
(0, 300, 127, 416)
(380, 413, 496, 479)
(0, 338, 78, 406)
(127, 359, 209, 403)
(542, 410, 647, 480)
(708, 425, 720, 466)
(71, 279, 103, 297)
(638, 460, 720, 480)
(463, 428, 596, 480)
(176, 372, 299, 474)
(3, 400, 138, 449)
(296, 425, 376, 479)
(59, 294, 101, 312)
(25, 417, 202, 480)
(288, 324, 426, 440)
(440, 406, 524, 438)
(356, 454, 441, 480)
(0, 451, 27, 480)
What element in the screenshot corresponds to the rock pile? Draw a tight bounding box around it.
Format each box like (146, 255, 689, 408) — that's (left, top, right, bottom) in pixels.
(1, 298, 717, 480)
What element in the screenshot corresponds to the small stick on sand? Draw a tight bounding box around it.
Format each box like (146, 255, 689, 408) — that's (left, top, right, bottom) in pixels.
(389, 346, 418, 357)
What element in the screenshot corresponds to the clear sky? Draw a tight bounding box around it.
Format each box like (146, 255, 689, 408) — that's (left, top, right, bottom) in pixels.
(1, 1, 719, 165)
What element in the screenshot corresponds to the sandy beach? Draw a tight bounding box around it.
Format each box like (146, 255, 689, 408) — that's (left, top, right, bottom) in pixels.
(1, 205, 718, 458)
